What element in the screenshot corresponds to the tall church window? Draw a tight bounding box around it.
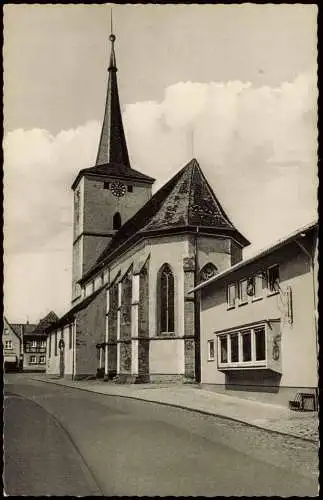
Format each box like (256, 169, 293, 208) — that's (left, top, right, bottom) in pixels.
(113, 212, 122, 230)
(158, 264, 175, 334)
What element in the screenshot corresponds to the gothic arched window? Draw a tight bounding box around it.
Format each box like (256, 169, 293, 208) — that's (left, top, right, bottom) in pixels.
(158, 264, 175, 334)
(200, 262, 218, 282)
(113, 212, 122, 230)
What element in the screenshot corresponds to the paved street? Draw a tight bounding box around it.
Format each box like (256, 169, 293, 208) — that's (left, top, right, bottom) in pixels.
(4, 374, 318, 496)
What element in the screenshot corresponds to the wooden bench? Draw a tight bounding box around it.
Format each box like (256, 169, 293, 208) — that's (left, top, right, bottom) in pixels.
(289, 392, 317, 411)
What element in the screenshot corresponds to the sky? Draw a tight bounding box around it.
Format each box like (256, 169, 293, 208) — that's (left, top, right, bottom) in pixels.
(3, 4, 318, 322)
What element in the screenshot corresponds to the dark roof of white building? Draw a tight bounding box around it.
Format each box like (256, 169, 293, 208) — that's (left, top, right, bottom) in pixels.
(190, 219, 318, 293)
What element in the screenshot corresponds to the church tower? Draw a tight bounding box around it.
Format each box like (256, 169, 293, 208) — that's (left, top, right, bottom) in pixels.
(71, 26, 155, 303)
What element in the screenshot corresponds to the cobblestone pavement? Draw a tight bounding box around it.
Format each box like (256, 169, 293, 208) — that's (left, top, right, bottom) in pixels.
(250, 412, 319, 442)
(31, 375, 319, 444)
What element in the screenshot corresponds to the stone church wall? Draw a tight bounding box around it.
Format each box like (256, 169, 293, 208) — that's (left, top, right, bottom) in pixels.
(74, 287, 106, 379)
(197, 236, 232, 273)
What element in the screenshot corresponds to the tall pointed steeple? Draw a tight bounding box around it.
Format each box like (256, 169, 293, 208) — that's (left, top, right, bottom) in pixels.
(96, 16, 131, 167)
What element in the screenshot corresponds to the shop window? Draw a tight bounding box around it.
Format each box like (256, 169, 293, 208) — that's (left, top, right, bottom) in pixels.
(208, 340, 215, 361)
(242, 330, 252, 362)
(227, 283, 237, 309)
(267, 265, 280, 294)
(217, 323, 269, 369)
(158, 264, 175, 334)
(230, 334, 239, 362)
(255, 326, 266, 361)
(220, 336, 228, 363)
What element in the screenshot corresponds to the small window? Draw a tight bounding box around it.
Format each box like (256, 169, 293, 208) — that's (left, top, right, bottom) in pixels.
(127, 185, 133, 192)
(253, 274, 263, 299)
(208, 340, 215, 361)
(113, 212, 122, 230)
(4, 328, 9, 335)
(267, 265, 280, 294)
(220, 336, 228, 363)
(40, 340, 46, 348)
(255, 326, 266, 361)
(39, 356, 46, 364)
(242, 330, 252, 362)
(231, 333, 239, 362)
(227, 283, 237, 308)
(30, 356, 37, 364)
(239, 279, 248, 304)
(32, 340, 37, 348)
(69, 325, 73, 350)
(104, 182, 110, 190)
(5, 340, 12, 349)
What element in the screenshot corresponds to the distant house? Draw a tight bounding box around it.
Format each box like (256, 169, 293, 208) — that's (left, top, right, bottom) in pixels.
(191, 221, 318, 406)
(3, 317, 23, 372)
(9, 311, 58, 372)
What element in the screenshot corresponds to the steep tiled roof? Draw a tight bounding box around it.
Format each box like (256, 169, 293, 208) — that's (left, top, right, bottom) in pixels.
(10, 311, 59, 337)
(10, 323, 37, 337)
(144, 159, 235, 231)
(32, 311, 59, 335)
(80, 159, 250, 283)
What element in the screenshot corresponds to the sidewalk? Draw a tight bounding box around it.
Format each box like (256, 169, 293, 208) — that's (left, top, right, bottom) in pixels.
(32, 375, 319, 443)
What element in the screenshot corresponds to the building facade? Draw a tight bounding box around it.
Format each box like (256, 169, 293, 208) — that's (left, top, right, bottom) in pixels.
(6, 312, 58, 372)
(193, 221, 318, 405)
(46, 29, 249, 382)
(22, 312, 58, 372)
(3, 317, 23, 372)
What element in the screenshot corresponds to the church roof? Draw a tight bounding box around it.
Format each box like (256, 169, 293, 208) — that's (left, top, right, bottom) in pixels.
(96, 32, 130, 168)
(71, 31, 154, 191)
(80, 158, 250, 283)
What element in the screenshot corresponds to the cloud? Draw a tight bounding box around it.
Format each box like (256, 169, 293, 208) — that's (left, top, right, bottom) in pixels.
(4, 70, 317, 319)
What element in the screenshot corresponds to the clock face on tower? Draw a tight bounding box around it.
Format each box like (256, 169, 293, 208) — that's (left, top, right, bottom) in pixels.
(110, 181, 127, 197)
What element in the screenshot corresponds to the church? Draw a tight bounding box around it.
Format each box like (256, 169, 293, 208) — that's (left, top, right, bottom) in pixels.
(45, 29, 250, 382)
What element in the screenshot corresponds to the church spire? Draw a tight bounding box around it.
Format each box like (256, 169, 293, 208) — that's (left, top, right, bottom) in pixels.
(95, 15, 131, 168)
